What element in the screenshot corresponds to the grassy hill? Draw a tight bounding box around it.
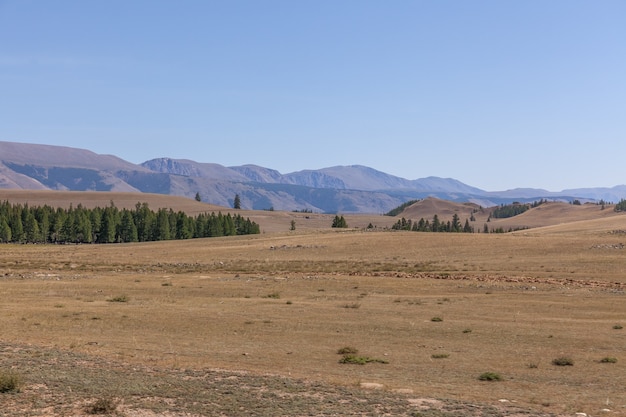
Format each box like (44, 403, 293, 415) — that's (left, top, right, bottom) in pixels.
(3, 190, 626, 235)
(397, 197, 625, 234)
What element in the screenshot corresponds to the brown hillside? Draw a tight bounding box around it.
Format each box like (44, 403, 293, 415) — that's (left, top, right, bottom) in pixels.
(3, 190, 625, 235)
(398, 198, 626, 234)
(400, 197, 482, 222)
(488, 201, 623, 231)
(0, 189, 225, 214)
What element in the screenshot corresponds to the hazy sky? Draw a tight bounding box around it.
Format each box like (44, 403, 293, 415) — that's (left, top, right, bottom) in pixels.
(1, 1, 624, 191)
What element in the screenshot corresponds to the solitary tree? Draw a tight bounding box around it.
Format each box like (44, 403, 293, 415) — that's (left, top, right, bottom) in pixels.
(233, 194, 241, 209)
(290, 219, 296, 231)
(195, 192, 201, 202)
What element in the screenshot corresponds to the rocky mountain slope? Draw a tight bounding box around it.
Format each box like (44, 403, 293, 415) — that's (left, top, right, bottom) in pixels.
(1, 141, 624, 213)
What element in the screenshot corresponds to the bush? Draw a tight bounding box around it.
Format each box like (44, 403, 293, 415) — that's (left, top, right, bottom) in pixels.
(430, 316, 443, 322)
(107, 295, 128, 303)
(552, 357, 574, 366)
(600, 357, 618, 363)
(86, 397, 118, 414)
(478, 372, 502, 381)
(431, 353, 449, 359)
(264, 292, 280, 299)
(613, 324, 623, 330)
(0, 369, 22, 393)
(339, 355, 388, 365)
(337, 347, 359, 355)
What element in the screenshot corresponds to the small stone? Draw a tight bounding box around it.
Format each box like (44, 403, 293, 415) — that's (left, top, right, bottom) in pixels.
(392, 388, 414, 394)
(360, 382, 384, 390)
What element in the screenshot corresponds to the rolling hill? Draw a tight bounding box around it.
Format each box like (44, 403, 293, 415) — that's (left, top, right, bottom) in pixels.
(2, 188, 625, 236)
(1, 140, 625, 213)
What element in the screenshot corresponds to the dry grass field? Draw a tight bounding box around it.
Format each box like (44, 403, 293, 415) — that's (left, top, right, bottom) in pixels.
(1, 191, 626, 416)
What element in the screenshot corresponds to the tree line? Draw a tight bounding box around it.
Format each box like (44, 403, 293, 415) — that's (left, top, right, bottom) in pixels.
(392, 214, 474, 233)
(489, 200, 547, 219)
(615, 199, 626, 212)
(0, 201, 260, 244)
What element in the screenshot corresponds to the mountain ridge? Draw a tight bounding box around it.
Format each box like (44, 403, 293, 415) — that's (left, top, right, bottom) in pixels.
(1, 141, 624, 213)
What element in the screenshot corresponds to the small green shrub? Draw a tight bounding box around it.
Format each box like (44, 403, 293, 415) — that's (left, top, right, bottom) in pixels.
(342, 303, 361, 309)
(431, 316, 443, 322)
(613, 324, 623, 330)
(264, 292, 280, 299)
(478, 372, 502, 381)
(337, 346, 359, 355)
(431, 353, 449, 359)
(107, 295, 128, 303)
(462, 328, 472, 333)
(86, 397, 118, 414)
(161, 282, 172, 286)
(339, 355, 389, 365)
(527, 363, 538, 369)
(552, 357, 574, 366)
(0, 369, 22, 393)
(600, 357, 617, 363)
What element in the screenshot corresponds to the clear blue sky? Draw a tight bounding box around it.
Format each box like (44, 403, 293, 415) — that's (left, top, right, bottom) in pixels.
(1, 1, 625, 191)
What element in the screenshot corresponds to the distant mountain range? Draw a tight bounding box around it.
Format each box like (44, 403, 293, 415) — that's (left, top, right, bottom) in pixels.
(1, 141, 625, 213)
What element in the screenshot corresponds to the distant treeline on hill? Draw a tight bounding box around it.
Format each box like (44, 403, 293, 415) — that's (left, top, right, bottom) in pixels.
(0, 201, 260, 244)
(615, 199, 626, 212)
(489, 200, 547, 219)
(392, 214, 474, 233)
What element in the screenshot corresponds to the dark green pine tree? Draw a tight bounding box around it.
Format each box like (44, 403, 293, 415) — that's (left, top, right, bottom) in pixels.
(0, 218, 11, 242)
(34, 207, 50, 242)
(9, 210, 24, 243)
(154, 209, 171, 241)
(175, 212, 192, 239)
(23, 211, 40, 243)
(451, 213, 461, 232)
(118, 209, 138, 242)
(431, 214, 440, 232)
(98, 207, 117, 243)
(233, 194, 241, 209)
(208, 213, 224, 237)
(223, 213, 236, 236)
(73, 207, 93, 243)
(134, 203, 155, 242)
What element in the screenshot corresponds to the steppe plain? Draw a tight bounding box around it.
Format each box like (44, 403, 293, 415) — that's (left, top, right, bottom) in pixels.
(1, 191, 626, 416)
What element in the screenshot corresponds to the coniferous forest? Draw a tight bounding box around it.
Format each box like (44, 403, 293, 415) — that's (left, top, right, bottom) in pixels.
(0, 201, 260, 244)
